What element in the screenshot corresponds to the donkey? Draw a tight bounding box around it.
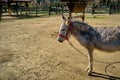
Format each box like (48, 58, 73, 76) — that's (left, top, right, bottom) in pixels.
(57, 15, 120, 75)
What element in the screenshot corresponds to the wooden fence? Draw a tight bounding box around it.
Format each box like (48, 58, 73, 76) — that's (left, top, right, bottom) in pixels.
(0, 0, 120, 21)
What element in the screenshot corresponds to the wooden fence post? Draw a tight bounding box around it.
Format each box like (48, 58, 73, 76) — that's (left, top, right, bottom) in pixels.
(0, 2, 2, 21)
(109, 3, 112, 15)
(92, 1, 95, 15)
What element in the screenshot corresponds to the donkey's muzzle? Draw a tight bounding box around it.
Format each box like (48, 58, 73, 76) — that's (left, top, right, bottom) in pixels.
(58, 39, 63, 43)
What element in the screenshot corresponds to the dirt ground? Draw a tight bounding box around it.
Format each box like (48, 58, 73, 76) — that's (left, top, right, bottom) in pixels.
(0, 14, 120, 80)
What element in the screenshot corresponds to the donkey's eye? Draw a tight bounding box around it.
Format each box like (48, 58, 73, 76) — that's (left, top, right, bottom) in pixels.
(61, 29, 65, 31)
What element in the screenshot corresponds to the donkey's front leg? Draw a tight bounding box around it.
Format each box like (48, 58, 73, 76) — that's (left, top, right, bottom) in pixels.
(86, 48, 93, 76)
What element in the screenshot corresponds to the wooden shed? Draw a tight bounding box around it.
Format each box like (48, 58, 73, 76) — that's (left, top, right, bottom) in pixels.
(60, 0, 92, 12)
(60, 0, 92, 2)
(60, 0, 93, 22)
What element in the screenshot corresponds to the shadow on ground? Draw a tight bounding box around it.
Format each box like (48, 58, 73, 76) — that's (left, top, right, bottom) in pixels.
(91, 72, 120, 80)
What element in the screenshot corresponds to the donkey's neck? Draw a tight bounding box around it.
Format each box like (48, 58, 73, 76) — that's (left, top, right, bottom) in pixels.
(70, 21, 95, 48)
(70, 21, 95, 38)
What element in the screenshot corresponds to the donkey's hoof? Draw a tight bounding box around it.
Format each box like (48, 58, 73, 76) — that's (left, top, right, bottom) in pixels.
(87, 72, 92, 76)
(86, 67, 92, 76)
(86, 67, 92, 72)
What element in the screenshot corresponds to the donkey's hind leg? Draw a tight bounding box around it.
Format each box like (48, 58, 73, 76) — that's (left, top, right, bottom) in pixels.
(86, 48, 93, 76)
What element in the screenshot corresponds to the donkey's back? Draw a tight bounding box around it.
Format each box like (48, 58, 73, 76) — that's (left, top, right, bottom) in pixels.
(93, 26, 120, 52)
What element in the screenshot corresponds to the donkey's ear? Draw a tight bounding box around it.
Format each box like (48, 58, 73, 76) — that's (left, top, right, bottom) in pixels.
(62, 15, 67, 22)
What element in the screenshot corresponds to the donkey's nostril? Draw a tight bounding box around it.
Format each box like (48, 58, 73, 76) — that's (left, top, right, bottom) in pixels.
(58, 39, 63, 43)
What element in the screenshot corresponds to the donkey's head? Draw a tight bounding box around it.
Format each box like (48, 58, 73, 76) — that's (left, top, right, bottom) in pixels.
(57, 15, 71, 42)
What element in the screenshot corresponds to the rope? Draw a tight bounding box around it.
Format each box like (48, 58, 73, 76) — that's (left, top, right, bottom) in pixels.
(68, 40, 118, 64)
(68, 41, 87, 57)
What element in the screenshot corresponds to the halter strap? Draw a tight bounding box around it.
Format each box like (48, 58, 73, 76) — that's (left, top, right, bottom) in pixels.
(58, 34, 69, 41)
(58, 21, 73, 41)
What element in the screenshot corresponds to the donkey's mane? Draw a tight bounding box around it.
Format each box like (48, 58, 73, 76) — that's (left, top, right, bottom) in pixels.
(72, 20, 88, 26)
(72, 20, 93, 31)
(72, 20, 96, 34)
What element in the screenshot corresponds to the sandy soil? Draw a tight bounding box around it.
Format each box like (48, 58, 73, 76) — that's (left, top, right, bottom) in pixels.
(0, 14, 120, 80)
